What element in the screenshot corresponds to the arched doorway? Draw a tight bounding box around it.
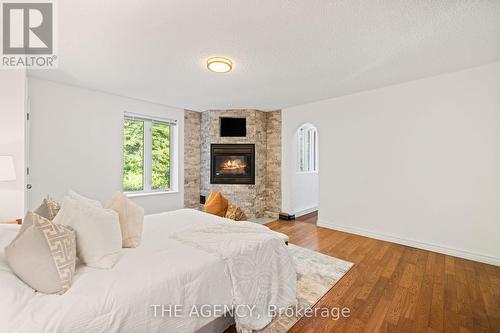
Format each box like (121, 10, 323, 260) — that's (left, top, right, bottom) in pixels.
(292, 123, 319, 223)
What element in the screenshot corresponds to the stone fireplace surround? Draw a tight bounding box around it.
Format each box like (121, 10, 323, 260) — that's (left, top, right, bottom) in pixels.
(184, 109, 281, 218)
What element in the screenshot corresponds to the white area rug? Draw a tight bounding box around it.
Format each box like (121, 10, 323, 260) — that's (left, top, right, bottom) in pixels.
(257, 244, 354, 333)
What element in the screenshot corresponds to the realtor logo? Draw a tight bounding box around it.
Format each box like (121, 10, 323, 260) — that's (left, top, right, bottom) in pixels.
(1, 0, 57, 68)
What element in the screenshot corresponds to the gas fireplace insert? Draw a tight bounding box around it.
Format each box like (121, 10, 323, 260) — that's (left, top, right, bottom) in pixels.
(210, 144, 255, 185)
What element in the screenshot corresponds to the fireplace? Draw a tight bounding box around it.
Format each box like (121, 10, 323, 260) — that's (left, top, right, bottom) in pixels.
(210, 144, 255, 184)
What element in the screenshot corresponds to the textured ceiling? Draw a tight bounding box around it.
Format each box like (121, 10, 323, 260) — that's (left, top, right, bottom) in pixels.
(29, 0, 500, 111)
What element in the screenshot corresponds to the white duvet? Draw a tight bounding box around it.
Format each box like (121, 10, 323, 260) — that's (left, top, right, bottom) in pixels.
(172, 222, 297, 332)
(0, 209, 294, 333)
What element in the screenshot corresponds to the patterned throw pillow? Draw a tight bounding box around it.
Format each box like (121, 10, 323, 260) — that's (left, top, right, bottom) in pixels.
(34, 196, 61, 221)
(204, 192, 229, 217)
(5, 212, 77, 295)
(225, 203, 247, 221)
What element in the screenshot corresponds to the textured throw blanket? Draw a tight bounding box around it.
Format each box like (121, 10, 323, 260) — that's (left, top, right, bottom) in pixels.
(171, 221, 297, 333)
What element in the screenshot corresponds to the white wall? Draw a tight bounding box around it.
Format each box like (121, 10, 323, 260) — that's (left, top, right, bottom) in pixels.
(283, 62, 500, 265)
(28, 78, 184, 214)
(281, 120, 319, 216)
(0, 70, 26, 221)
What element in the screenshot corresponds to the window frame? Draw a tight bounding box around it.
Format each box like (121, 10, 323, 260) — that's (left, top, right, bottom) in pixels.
(297, 124, 318, 174)
(122, 113, 176, 195)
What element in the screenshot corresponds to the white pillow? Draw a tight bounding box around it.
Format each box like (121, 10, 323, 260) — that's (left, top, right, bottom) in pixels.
(53, 196, 122, 269)
(107, 192, 144, 248)
(68, 189, 102, 207)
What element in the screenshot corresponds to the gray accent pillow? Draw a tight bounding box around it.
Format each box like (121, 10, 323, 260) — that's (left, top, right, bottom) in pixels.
(5, 212, 77, 295)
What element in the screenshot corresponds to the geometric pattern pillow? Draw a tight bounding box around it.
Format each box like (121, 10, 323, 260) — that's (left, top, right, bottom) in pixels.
(107, 192, 144, 248)
(5, 212, 77, 295)
(34, 196, 61, 221)
(225, 203, 247, 221)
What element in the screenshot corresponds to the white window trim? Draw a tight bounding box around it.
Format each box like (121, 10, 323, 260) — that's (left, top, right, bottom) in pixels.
(126, 190, 179, 198)
(297, 124, 318, 174)
(123, 113, 178, 195)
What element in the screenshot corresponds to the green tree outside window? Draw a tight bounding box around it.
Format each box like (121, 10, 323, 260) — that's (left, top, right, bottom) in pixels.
(123, 117, 171, 192)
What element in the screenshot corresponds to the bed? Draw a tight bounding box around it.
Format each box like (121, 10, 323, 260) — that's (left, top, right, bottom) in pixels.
(0, 209, 294, 333)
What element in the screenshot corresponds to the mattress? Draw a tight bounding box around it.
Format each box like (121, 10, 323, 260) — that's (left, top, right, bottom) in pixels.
(0, 209, 286, 333)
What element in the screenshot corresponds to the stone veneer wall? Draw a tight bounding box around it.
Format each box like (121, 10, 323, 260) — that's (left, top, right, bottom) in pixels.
(184, 109, 281, 218)
(183, 110, 202, 208)
(201, 110, 266, 218)
(265, 111, 282, 215)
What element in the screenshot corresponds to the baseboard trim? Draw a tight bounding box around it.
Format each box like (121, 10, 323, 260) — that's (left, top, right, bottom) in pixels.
(317, 220, 500, 267)
(294, 206, 318, 218)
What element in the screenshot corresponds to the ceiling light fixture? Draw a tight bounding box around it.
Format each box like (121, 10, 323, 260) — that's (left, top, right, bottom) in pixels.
(207, 57, 233, 73)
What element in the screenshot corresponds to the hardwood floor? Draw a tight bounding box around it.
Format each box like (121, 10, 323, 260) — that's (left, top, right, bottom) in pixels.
(227, 212, 500, 332)
(293, 211, 318, 224)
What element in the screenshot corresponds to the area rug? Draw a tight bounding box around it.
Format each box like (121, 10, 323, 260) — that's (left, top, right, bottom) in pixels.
(257, 244, 354, 333)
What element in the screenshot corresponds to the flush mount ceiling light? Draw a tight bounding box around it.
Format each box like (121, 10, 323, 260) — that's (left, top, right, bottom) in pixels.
(207, 57, 233, 73)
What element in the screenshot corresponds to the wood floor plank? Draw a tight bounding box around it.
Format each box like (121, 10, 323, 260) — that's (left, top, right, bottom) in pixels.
(463, 261, 492, 333)
(429, 280, 445, 331)
(412, 252, 436, 333)
(363, 297, 390, 333)
(444, 274, 459, 333)
(384, 286, 408, 326)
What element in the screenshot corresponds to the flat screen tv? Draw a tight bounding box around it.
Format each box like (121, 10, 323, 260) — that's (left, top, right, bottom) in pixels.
(220, 117, 246, 137)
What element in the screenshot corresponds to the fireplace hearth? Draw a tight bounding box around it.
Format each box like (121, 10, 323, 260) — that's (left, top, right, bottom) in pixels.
(210, 144, 255, 184)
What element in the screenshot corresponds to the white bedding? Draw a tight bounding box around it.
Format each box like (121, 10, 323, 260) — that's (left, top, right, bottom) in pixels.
(0, 209, 290, 333)
(172, 222, 296, 332)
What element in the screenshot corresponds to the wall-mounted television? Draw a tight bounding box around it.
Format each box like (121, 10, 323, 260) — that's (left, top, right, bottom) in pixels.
(220, 117, 246, 137)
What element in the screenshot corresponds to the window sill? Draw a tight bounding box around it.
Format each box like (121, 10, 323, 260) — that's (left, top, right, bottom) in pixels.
(125, 190, 179, 198)
(296, 171, 319, 175)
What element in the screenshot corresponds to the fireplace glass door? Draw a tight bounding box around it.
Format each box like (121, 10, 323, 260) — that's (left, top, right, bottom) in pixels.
(210, 144, 255, 184)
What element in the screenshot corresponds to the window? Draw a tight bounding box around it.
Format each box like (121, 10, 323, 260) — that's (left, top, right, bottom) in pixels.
(297, 124, 318, 173)
(123, 114, 175, 193)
